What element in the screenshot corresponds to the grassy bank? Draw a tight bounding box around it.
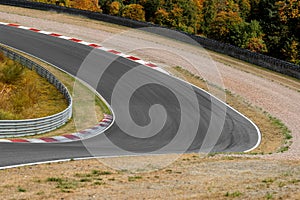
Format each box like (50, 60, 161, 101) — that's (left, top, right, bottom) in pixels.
(0, 46, 110, 138)
(0, 52, 67, 120)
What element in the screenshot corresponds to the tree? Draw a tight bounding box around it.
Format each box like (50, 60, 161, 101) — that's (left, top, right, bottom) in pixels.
(201, 0, 217, 34)
(237, 0, 251, 19)
(246, 37, 268, 53)
(109, 1, 121, 15)
(249, 0, 286, 59)
(154, 0, 200, 33)
(98, 0, 113, 13)
(192, 0, 204, 32)
(282, 38, 299, 64)
(138, 0, 160, 21)
(276, 0, 300, 63)
(207, 10, 242, 42)
(122, 4, 145, 21)
(277, 0, 300, 22)
(154, 8, 170, 26)
(70, 0, 102, 12)
(230, 20, 267, 53)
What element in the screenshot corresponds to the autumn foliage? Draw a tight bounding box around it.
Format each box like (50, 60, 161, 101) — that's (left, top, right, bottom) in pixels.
(32, 0, 300, 64)
(122, 4, 145, 21)
(0, 53, 67, 120)
(69, 0, 101, 12)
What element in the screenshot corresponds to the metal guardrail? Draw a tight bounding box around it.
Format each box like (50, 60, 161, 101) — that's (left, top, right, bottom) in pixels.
(0, 45, 72, 138)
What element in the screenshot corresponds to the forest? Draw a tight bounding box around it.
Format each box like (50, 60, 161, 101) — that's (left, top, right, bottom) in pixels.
(33, 0, 300, 65)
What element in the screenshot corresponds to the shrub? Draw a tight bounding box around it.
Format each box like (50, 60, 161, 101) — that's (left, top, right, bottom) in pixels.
(109, 1, 121, 16)
(0, 109, 16, 120)
(0, 52, 5, 63)
(0, 63, 24, 84)
(6, 60, 15, 66)
(122, 4, 145, 21)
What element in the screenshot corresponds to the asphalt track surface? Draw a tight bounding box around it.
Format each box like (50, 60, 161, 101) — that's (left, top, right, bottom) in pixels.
(0, 25, 260, 168)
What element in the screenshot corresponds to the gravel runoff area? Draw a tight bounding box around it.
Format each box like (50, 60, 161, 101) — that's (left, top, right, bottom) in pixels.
(0, 5, 299, 161)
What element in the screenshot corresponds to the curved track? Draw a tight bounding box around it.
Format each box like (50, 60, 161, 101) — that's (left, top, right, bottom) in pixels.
(0, 25, 260, 168)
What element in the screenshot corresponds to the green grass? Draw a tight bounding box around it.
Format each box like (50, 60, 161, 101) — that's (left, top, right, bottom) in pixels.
(224, 191, 242, 197)
(128, 176, 142, 182)
(47, 177, 63, 182)
(262, 178, 275, 184)
(92, 170, 112, 176)
(288, 179, 300, 184)
(94, 181, 105, 185)
(17, 186, 26, 192)
(74, 170, 113, 180)
(265, 192, 273, 199)
(95, 96, 111, 115)
(278, 182, 285, 188)
(36, 191, 45, 195)
(269, 116, 293, 140)
(79, 178, 92, 182)
(277, 146, 289, 153)
(46, 177, 78, 192)
(46, 172, 113, 192)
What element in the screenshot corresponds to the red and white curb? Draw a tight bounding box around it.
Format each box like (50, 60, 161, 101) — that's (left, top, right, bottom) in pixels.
(0, 22, 169, 75)
(0, 114, 113, 143)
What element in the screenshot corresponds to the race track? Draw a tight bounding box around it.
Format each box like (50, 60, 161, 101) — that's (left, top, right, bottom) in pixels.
(0, 24, 260, 168)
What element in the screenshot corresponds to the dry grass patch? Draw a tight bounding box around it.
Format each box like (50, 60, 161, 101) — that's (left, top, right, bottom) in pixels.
(0, 154, 299, 199)
(0, 52, 67, 120)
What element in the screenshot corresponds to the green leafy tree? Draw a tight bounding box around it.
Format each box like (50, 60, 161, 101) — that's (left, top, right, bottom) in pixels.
(282, 38, 299, 64)
(251, 0, 285, 58)
(277, 0, 300, 63)
(201, 0, 217, 34)
(230, 20, 267, 53)
(138, 0, 160, 21)
(207, 10, 242, 42)
(237, 0, 251, 19)
(248, 0, 299, 63)
(99, 0, 110, 13)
